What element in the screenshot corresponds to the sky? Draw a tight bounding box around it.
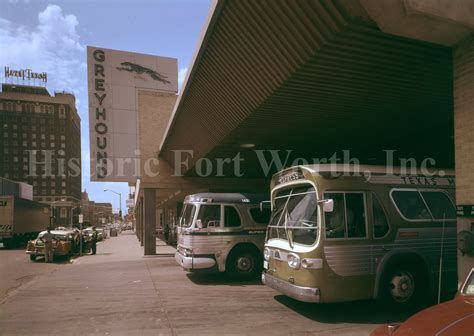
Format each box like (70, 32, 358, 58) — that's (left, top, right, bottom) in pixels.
(0, 0, 212, 214)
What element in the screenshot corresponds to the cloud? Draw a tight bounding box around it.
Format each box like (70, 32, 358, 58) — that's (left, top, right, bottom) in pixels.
(178, 67, 188, 91)
(0, 4, 84, 91)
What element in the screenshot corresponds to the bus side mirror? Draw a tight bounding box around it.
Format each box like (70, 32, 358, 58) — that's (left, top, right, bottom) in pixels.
(260, 200, 270, 212)
(322, 199, 334, 212)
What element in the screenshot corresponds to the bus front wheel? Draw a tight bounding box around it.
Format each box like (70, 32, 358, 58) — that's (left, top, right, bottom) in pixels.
(381, 264, 427, 310)
(226, 246, 260, 280)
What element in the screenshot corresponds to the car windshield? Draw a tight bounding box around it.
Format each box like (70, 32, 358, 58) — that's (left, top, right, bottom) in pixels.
(462, 271, 474, 296)
(267, 185, 319, 246)
(178, 203, 196, 227)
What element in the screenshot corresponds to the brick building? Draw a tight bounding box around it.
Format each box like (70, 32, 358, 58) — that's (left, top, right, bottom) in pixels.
(0, 83, 81, 226)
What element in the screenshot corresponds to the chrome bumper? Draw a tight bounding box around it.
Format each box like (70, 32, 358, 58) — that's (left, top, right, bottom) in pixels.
(175, 252, 216, 270)
(262, 272, 321, 303)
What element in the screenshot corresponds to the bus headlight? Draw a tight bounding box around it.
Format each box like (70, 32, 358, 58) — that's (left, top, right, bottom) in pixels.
(263, 247, 270, 261)
(287, 253, 301, 270)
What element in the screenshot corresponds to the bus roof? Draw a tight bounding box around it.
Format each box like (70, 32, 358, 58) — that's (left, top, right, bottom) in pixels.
(300, 164, 455, 176)
(184, 193, 269, 204)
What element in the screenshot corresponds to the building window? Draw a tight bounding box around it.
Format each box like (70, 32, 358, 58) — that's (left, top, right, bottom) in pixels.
(32, 134, 36, 139)
(13, 157, 18, 162)
(61, 190, 66, 195)
(50, 135, 55, 140)
(22, 133, 27, 138)
(32, 141, 36, 146)
(50, 143, 55, 148)
(51, 190, 56, 195)
(61, 181, 66, 187)
(41, 134, 45, 140)
(60, 208, 67, 218)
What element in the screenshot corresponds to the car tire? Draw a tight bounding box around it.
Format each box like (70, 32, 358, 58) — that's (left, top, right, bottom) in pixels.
(30, 255, 36, 262)
(226, 246, 261, 280)
(381, 263, 427, 310)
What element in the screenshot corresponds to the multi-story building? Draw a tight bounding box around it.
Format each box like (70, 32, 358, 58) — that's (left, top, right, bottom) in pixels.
(81, 190, 113, 227)
(0, 83, 81, 226)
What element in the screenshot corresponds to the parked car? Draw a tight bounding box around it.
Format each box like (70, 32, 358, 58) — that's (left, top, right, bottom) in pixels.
(96, 228, 107, 241)
(26, 230, 74, 261)
(371, 268, 474, 336)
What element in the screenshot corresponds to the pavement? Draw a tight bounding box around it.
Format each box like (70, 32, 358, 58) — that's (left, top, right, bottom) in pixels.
(0, 232, 410, 336)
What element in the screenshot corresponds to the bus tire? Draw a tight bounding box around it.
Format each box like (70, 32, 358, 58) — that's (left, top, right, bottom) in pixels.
(381, 263, 427, 310)
(226, 245, 261, 280)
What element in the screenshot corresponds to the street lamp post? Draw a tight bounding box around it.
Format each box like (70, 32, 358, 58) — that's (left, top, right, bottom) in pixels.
(104, 189, 122, 221)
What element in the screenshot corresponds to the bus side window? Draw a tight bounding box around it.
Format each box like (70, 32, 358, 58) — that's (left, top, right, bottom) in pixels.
(224, 206, 241, 228)
(325, 193, 346, 238)
(346, 193, 366, 238)
(373, 194, 389, 238)
(198, 205, 221, 228)
(420, 191, 456, 220)
(392, 190, 431, 220)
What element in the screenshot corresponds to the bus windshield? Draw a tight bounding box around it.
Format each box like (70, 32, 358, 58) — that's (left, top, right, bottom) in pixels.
(179, 204, 196, 227)
(267, 185, 319, 246)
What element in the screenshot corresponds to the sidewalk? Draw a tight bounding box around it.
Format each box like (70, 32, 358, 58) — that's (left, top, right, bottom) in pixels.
(0, 232, 175, 336)
(0, 232, 392, 336)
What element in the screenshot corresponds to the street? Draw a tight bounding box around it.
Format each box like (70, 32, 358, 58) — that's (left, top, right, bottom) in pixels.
(0, 233, 411, 335)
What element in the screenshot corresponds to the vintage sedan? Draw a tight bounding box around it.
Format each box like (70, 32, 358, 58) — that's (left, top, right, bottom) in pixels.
(371, 268, 474, 336)
(26, 230, 74, 261)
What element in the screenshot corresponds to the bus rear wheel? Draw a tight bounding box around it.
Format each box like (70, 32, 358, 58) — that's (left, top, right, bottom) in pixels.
(382, 264, 427, 310)
(226, 246, 260, 280)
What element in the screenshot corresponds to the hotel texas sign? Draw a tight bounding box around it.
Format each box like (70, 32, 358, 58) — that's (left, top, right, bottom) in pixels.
(4, 66, 47, 83)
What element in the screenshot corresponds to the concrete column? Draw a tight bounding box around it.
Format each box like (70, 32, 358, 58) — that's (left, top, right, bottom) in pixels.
(143, 188, 156, 255)
(454, 35, 474, 283)
(136, 199, 142, 243)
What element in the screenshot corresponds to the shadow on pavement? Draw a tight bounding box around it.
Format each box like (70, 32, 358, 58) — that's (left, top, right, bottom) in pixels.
(77, 252, 113, 257)
(186, 272, 262, 286)
(273, 295, 416, 324)
(31, 255, 73, 264)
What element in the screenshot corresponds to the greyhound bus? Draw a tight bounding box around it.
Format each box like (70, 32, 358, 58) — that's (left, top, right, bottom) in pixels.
(262, 164, 457, 308)
(175, 193, 270, 279)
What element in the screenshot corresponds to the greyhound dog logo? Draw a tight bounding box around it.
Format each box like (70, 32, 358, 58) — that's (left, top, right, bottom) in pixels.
(116, 62, 171, 84)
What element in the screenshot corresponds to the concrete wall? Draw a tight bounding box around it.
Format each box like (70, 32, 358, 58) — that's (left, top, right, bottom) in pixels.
(454, 35, 474, 283)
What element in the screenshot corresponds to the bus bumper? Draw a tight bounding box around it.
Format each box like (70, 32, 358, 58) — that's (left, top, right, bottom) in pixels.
(175, 251, 216, 270)
(262, 272, 321, 303)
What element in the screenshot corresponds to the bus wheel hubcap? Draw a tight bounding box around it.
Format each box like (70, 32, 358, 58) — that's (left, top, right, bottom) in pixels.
(390, 271, 415, 302)
(236, 256, 252, 273)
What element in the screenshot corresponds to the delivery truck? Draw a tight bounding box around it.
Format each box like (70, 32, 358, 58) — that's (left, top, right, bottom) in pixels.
(0, 195, 50, 249)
